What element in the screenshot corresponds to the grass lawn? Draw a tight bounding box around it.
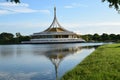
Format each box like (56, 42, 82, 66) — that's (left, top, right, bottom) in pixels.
(61, 43, 120, 80)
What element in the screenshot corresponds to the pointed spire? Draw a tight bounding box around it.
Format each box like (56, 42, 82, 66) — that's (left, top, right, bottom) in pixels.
(43, 6, 69, 32)
(45, 6, 63, 29)
(54, 6, 56, 18)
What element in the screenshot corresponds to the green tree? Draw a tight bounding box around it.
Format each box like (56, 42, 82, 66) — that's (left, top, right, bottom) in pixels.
(0, 32, 30, 44)
(16, 32, 21, 38)
(0, 32, 14, 44)
(5, 0, 120, 11)
(14, 33, 31, 43)
(101, 33, 110, 41)
(92, 33, 101, 41)
(0, 32, 14, 40)
(6, 0, 20, 3)
(81, 34, 93, 42)
(109, 34, 116, 41)
(102, 0, 120, 10)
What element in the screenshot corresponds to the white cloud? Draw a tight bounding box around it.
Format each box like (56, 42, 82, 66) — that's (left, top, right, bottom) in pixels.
(83, 22, 120, 27)
(64, 6, 74, 9)
(39, 10, 50, 14)
(0, 2, 50, 15)
(64, 3, 88, 9)
(62, 22, 120, 34)
(0, 9, 10, 14)
(0, 72, 39, 80)
(0, 21, 120, 35)
(0, 2, 29, 7)
(0, 22, 49, 28)
(63, 22, 120, 28)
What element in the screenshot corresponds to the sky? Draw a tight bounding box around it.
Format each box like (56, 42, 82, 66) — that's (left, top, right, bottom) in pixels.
(0, 0, 120, 35)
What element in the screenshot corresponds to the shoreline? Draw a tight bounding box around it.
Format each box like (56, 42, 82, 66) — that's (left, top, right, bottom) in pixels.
(61, 43, 120, 80)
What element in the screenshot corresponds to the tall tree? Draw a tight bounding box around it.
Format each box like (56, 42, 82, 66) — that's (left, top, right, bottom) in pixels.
(102, 0, 120, 10)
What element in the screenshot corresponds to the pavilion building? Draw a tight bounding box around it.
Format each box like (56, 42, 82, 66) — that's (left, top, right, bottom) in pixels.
(22, 7, 85, 44)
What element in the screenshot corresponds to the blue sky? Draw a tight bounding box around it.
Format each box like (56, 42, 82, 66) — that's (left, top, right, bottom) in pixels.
(0, 0, 120, 35)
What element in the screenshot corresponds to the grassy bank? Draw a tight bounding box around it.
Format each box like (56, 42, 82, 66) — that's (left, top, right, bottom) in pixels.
(61, 43, 120, 80)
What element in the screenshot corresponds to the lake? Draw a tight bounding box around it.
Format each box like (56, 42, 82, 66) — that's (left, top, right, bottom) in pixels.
(0, 43, 104, 80)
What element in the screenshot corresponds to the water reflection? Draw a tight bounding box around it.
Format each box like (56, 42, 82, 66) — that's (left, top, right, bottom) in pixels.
(34, 45, 82, 80)
(0, 46, 15, 58)
(0, 43, 100, 80)
(32, 44, 97, 80)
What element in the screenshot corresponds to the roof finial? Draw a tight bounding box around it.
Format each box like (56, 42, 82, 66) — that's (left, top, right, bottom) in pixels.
(54, 6, 56, 18)
(53, 0, 56, 18)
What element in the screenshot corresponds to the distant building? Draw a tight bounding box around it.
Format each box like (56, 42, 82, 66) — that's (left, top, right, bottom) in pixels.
(22, 7, 85, 44)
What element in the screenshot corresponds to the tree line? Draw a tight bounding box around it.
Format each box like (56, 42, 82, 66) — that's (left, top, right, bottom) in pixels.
(0, 32, 120, 44)
(81, 33, 120, 43)
(0, 32, 30, 44)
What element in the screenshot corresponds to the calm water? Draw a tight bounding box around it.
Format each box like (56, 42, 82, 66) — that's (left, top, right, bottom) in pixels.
(0, 43, 103, 80)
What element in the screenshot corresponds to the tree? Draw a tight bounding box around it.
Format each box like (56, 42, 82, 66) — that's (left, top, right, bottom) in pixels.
(101, 33, 110, 41)
(6, 0, 20, 3)
(5, 0, 120, 11)
(14, 33, 31, 43)
(0, 32, 14, 44)
(0, 32, 14, 40)
(109, 34, 116, 41)
(16, 32, 21, 38)
(116, 34, 120, 42)
(0, 32, 31, 44)
(92, 33, 101, 41)
(81, 34, 93, 42)
(102, 0, 120, 11)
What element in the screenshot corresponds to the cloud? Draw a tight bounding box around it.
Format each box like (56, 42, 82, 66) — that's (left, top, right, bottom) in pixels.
(62, 22, 120, 34)
(0, 22, 49, 28)
(0, 2, 50, 15)
(0, 2, 29, 7)
(64, 3, 88, 9)
(0, 72, 39, 80)
(63, 22, 120, 28)
(0, 21, 120, 35)
(0, 9, 10, 14)
(64, 6, 74, 9)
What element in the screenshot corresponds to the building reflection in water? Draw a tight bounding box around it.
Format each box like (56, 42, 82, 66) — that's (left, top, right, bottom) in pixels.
(43, 46, 82, 80)
(0, 44, 99, 80)
(32, 44, 96, 80)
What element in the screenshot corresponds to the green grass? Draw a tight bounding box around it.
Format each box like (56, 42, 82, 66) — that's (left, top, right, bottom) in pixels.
(61, 43, 120, 80)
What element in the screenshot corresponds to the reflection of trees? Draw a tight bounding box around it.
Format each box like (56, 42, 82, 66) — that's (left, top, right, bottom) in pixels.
(0, 46, 14, 58)
(83, 45, 99, 49)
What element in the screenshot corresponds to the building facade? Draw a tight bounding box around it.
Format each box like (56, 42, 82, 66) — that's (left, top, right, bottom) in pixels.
(22, 7, 85, 44)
